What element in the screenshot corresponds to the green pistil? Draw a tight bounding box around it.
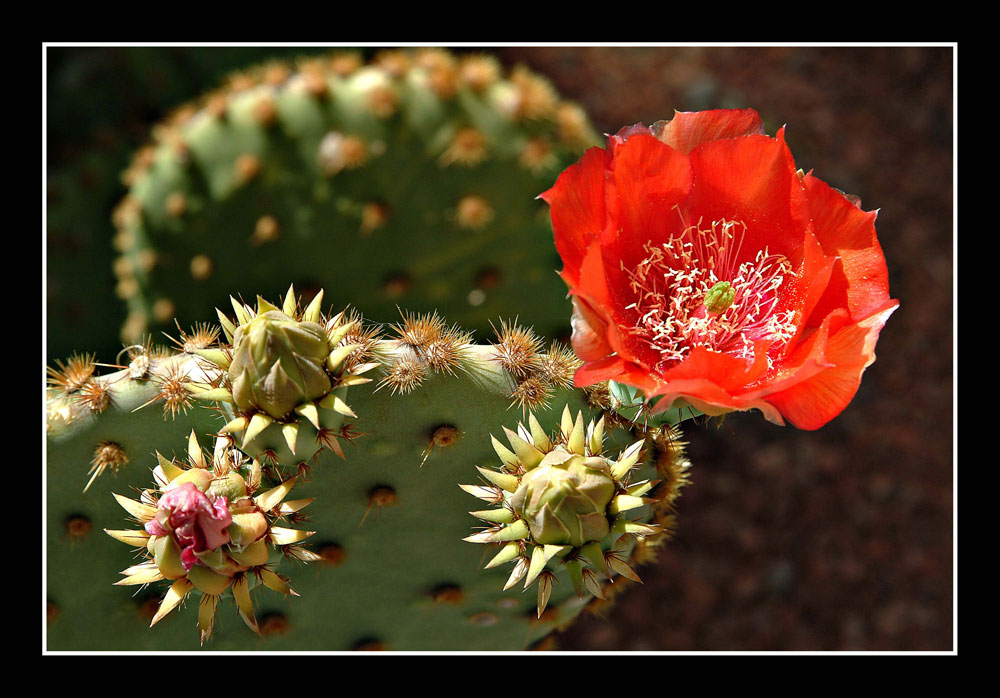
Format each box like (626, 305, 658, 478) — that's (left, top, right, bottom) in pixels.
(703, 281, 736, 315)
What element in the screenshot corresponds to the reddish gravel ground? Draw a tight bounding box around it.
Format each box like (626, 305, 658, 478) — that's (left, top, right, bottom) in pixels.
(497, 46, 954, 652)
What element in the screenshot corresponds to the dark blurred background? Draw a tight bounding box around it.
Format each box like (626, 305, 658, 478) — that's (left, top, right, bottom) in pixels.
(45, 45, 954, 651)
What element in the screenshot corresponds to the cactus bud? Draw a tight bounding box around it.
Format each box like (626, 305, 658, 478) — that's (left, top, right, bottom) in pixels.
(167, 467, 214, 493)
(228, 310, 332, 419)
(462, 406, 676, 617)
(510, 455, 615, 547)
(107, 434, 316, 642)
(144, 482, 233, 571)
(189, 291, 366, 466)
(207, 472, 247, 501)
(228, 510, 268, 547)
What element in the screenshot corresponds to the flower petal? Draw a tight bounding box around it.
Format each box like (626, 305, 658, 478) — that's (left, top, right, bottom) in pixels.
(573, 355, 663, 396)
(686, 128, 810, 267)
(605, 133, 691, 271)
(762, 301, 898, 429)
(572, 244, 663, 371)
(775, 219, 839, 343)
(651, 108, 765, 154)
(539, 146, 609, 287)
(801, 173, 894, 324)
(568, 296, 613, 362)
(641, 342, 772, 415)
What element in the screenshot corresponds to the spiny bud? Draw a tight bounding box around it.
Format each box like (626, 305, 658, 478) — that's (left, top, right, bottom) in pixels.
(106, 434, 314, 643)
(510, 454, 616, 547)
(462, 406, 670, 617)
(228, 310, 332, 419)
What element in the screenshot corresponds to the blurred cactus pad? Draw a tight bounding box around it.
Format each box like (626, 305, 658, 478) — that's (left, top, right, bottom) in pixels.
(46, 47, 600, 359)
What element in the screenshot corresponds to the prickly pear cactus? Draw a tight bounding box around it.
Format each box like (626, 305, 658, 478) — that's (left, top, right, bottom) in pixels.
(111, 48, 599, 347)
(46, 49, 681, 652)
(46, 291, 691, 650)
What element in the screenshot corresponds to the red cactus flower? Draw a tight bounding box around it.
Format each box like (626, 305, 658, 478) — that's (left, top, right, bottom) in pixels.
(540, 109, 898, 430)
(145, 482, 232, 570)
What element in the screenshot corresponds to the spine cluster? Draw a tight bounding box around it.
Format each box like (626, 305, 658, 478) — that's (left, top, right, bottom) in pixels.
(105, 431, 314, 643)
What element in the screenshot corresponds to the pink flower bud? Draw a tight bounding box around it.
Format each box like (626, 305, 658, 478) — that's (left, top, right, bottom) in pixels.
(145, 481, 232, 570)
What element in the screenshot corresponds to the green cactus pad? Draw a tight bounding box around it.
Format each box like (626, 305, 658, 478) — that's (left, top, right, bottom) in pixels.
(46, 308, 687, 650)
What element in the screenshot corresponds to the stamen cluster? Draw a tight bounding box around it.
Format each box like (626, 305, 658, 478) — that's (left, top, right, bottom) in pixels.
(624, 218, 797, 372)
